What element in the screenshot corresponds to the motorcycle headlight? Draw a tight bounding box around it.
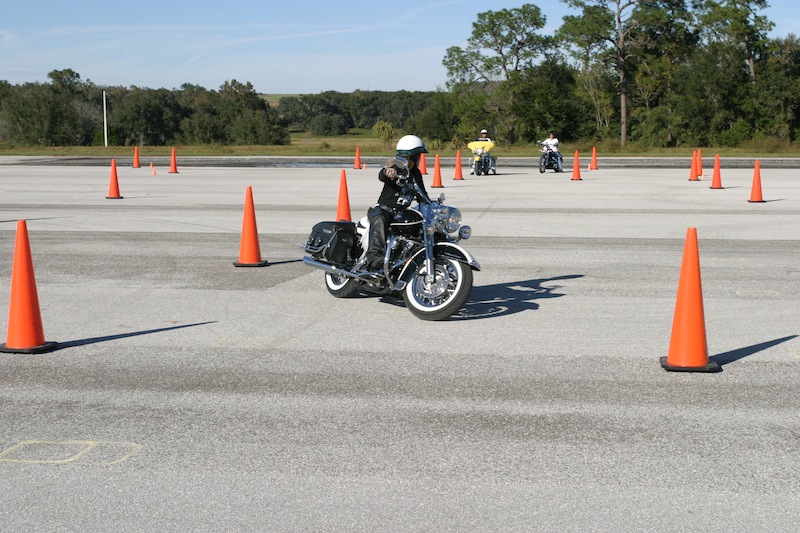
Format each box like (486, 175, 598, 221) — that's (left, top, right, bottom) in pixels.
(440, 207, 461, 233)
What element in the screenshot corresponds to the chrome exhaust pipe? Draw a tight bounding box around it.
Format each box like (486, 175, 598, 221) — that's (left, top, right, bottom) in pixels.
(303, 256, 374, 280)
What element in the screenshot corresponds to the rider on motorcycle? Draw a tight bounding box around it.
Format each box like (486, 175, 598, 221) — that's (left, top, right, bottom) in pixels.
(470, 129, 496, 174)
(364, 134, 429, 271)
(541, 131, 562, 171)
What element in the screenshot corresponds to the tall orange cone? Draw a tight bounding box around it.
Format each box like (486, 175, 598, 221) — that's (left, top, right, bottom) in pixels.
(710, 154, 723, 189)
(571, 151, 582, 180)
(589, 146, 598, 170)
(0, 221, 58, 354)
(106, 159, 123, 199)
(697, 149, 704, 178)
(431, 154, 443, 188)
(688, 150, 699, 181)
(353, 147, 362, 170)
(169, 147, 178, 174)
(419, 152, 427, 174)
(233, 186, 268, 267)
(453, 150, 463, 180)
(336, 169, 352, 222)
(748, 160, 765, 203)
(132, 146, 141, 168)
(660, 227, 719, 372)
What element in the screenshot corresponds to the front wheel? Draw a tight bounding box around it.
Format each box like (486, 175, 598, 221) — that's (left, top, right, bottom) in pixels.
(403, 258, 473, 320)
(539, 155, 546, 173)
(474, 161, 482, 176)
(325, 271, 360, 298)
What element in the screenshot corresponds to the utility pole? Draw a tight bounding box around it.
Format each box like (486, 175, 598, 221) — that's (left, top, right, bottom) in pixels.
(103, 90, 108, 147)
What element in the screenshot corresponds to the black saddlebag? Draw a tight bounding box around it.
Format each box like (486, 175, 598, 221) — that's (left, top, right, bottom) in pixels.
(305, 221, 358, 264)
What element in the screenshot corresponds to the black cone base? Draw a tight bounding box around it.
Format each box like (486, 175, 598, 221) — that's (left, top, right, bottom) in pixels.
(660, 356, 720, 373)
(233, 260, 269, 267)
(0, 341, 59, 354)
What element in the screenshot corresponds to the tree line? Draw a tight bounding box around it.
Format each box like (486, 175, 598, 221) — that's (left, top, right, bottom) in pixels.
(1, 1, 796, 150)
(0, 71, 289, 147)
(442, 0, 795, 148)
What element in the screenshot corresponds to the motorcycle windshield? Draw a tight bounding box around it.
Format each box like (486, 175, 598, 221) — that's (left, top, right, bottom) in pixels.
(467, 141, 494, 152)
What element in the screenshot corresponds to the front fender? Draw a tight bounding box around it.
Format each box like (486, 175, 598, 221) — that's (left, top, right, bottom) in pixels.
(398, 242, 481, 281)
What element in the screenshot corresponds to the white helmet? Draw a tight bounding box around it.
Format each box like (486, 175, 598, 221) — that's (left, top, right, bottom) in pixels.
(395, 135, 428, 157)
(480, 129, 488, 134)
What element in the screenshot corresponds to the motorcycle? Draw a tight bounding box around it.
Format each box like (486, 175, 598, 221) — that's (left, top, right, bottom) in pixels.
(538, 141, 563, 173)
(467, 140, 496, 175)
(303, 157, 480, 321)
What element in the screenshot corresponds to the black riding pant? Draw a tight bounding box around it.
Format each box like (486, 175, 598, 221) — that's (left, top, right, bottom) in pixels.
(366, 206, 393, 261)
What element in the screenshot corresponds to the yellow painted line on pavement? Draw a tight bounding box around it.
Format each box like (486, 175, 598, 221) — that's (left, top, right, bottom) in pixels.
(0, 440, 142, 466)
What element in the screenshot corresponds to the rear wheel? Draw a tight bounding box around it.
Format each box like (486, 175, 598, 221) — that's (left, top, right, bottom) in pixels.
(403, 258, 473, 321)
(325, 272, 360, 298)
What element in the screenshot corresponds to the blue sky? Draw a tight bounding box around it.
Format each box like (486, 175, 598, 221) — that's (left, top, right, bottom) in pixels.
(1, 1, 797, 94)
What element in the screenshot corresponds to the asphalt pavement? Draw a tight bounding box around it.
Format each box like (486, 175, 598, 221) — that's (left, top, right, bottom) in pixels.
(1, 157, 798, 531)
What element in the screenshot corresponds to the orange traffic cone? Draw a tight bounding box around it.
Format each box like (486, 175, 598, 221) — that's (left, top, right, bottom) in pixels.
(336, 169, 352, 222)
(133, 146, 141, 168)
(0, 221, 58, 354)
(688, 150, 699, 181)
(660, 227, 719, 372)
(697, 149, 704, 178)
(710, 154, 723, 189)
(106, 159, 123, 199)
(453, 150, 463, 180)
(353, 147, 361, 170)
(169, 147, 178, 174)
(233, 186, 268, 267)
(419, 152, 427, 174)
(431, 154, 443, 188)
(589, 146, 598, 170)
(748, 160, 765, 203)
(150, 162, 156, 176)
(571, 151, 582, 181)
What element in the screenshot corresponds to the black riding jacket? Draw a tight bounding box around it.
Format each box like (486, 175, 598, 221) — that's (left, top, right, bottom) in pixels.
(375, 164, 428, 212)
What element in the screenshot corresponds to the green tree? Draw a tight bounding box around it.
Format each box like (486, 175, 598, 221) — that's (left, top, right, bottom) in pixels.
(308, 113, 349, 136)
(215, 80, 288, 144)
(627, 0, 699, 146)
(672, 41, 748, 146)
(576, 64, 616, 141)
(179, 86, 225, 144)
(511, 58, 591, 142)
(111, 88, 186, 145)
(443, 4, 551, 85)
(443, 4, 554, 144)
(750, 35, 800, 140)
(700, 0, 774, 83)
(559, 0, 639, 146)
(229, 108, 290, 144)
(0, 71, 91, 146)
(407, 91, 458, 143)
(373, 120, 395, 148)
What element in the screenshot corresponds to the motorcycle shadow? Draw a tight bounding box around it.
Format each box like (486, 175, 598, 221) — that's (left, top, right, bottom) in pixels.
(451, 274, 584, 320)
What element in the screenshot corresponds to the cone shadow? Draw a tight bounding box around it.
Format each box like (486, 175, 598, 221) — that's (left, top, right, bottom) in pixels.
(53, 321, 217, 350)
(261, 259, 303, 266)
(710, 335, 798, 367)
